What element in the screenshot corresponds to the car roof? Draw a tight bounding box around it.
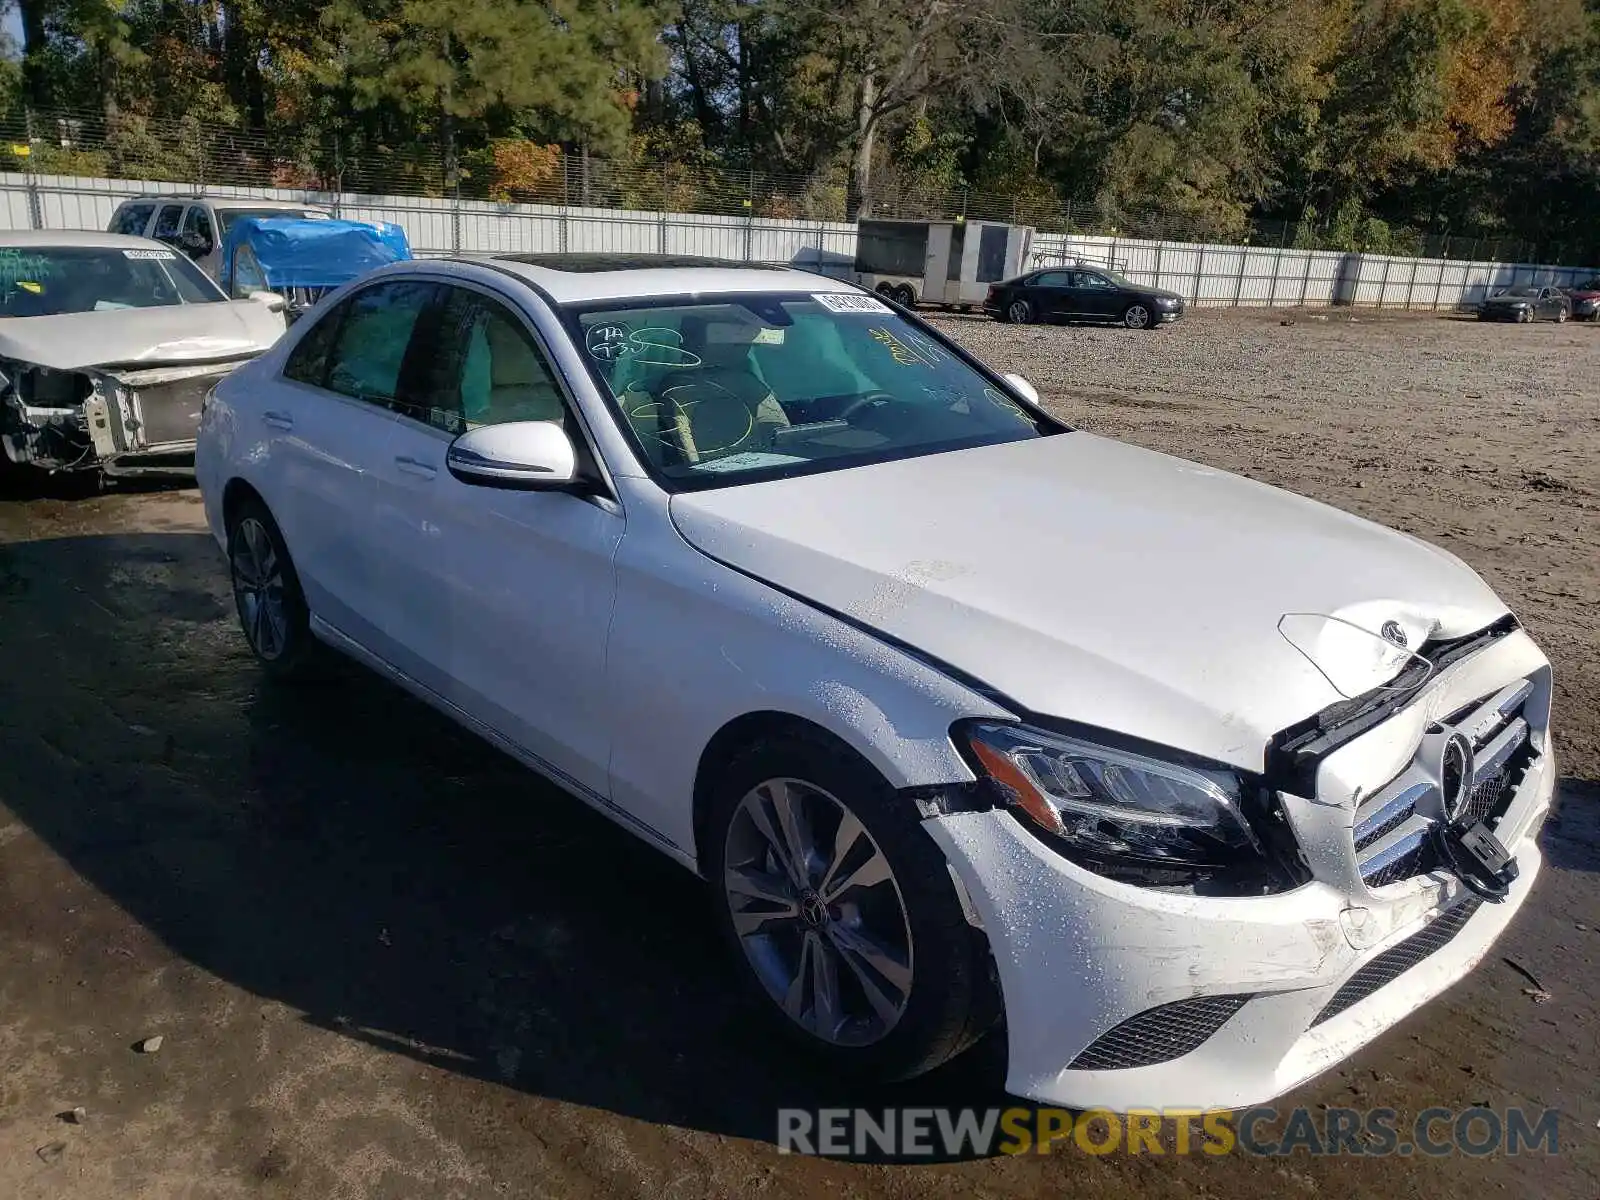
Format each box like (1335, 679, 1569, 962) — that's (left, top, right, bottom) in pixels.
(474, 253, 845, 304)
(0, 229, 180, 250)
(115, 196, 328, 211)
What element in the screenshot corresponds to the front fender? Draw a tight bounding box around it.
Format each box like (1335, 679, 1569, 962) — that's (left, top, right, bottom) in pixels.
(603, 478, 1013, 867)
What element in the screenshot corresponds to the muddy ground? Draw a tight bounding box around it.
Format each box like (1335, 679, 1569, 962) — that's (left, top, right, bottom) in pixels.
(0, 308, 1596, 1198)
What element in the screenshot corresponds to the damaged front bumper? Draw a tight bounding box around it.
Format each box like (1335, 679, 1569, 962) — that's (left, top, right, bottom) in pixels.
(0, 358, 250, 476)
(925, 628, 1555, 1111)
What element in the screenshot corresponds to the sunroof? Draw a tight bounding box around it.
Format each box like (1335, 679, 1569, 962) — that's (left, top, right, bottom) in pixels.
(493, 253, 782, 273)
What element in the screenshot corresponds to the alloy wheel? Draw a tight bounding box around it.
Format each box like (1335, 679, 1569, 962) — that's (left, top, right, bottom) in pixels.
(1124, 304, 1151, 329)
(1007, 299, 1031, 324)
(231, 516, 289, 660)
(722, 777, 914, 1047)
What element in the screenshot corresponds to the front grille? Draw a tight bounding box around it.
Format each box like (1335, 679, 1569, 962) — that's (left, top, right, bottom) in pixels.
(1068, 994, 1252, 1071)
(1459, 758, 1515, 828)
(1312, 899, 1482, 1025)
(1361, 842, 1430, 887)
(1352, 679, 1536, 888)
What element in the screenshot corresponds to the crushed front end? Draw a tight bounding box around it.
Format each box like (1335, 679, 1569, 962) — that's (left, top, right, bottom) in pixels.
(925, 619, 1554, 1111)
(0, 358, 249, 477)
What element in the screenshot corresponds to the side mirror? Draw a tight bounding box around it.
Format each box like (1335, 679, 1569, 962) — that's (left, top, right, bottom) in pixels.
(446, 421, 578, 490)
(247, 290, 287, 313)
(1001, 372, 1040, 405)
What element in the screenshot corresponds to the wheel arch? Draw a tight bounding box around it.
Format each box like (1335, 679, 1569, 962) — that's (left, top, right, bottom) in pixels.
(221, 476, 268, 532)
(691, 710, 876, 876)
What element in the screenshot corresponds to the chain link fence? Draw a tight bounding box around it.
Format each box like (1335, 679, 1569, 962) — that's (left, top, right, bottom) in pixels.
(0, 105, 1567, 266)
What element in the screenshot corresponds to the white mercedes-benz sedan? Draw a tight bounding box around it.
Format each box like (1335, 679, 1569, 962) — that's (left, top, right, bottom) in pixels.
(195, 254, 1555, 1111)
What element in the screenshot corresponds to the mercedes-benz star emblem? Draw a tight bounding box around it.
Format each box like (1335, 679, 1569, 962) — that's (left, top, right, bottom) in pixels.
(1380, 619, 1408, 648)
(1439, 732, 1474, 823)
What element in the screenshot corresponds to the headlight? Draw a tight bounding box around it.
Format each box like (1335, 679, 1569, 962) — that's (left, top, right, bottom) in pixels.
(963, 723, 1260, 866)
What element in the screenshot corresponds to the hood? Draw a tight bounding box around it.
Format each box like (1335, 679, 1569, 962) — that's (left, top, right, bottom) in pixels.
(1568, 289, 1600, 300)
(0, 300, 283, 371)
(669, 434, 1508, 772)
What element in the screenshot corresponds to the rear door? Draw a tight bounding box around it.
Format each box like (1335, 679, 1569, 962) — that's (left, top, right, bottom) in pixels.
(375, 281, 623, 797)
(181, 203, 221, 279)
(1028, 270, 1075, 318)
(151, 202, 185, 249)
(259, 277, 439, 654)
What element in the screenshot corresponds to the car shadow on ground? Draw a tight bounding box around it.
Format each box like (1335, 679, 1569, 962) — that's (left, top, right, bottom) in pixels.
(0, 529, 1013, 1160)
(1543, 778, 1600, 874)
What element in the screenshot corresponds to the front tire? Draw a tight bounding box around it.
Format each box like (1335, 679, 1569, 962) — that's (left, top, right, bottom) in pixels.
(226, 495, 318, 679)
(1123, 303, 1152, 329)
(707, 731, 996, 1081)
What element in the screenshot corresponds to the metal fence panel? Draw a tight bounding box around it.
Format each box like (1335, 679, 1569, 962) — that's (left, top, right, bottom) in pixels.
(1, 174, 1595, 312)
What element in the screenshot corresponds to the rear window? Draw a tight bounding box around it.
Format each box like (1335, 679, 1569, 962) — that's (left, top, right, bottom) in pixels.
(0, 245, 227, 317)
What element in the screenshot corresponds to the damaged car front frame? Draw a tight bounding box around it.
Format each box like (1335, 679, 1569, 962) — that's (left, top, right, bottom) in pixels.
(0, 356, 249, 478)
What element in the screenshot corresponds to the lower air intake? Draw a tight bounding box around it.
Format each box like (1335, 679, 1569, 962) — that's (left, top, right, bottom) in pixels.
(1068, 994, 1253, 1071)
(1312, 898, 1482, 1026)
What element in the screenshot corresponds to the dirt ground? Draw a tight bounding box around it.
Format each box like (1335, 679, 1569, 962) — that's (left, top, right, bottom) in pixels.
(1, 307, 1596, 1199)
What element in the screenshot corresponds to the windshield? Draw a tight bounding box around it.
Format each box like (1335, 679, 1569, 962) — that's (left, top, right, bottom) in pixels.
(218, 207, 327, 235)
(1500, 286, 1540, 298)
(567, 292, 1056, 489)
(0, 245, 226, 317)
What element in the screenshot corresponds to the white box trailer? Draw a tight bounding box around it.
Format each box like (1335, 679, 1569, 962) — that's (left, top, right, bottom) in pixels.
(852, 218, 1034, 308)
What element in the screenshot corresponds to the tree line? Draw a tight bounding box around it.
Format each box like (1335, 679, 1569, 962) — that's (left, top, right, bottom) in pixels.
(3, 0, 1598, 258)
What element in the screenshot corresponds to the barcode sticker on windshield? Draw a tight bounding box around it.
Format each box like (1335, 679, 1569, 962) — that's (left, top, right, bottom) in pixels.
(812, 292, 891, 314)
(123, 248, 176, 260)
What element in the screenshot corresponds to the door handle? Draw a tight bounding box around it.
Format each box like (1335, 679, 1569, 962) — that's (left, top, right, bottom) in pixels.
(262, 410, 294, 431)
(394, 455, 437, 480)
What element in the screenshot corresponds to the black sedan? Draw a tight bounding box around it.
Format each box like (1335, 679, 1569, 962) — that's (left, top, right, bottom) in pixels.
(1477, 285, 1570, 323)
(984, 267, 1185, 330)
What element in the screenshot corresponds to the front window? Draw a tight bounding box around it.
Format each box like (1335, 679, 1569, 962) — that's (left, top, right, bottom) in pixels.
(1499, 286, 1539, 298)
(217, 207, 328, 235)
(0, 245, 226, 317)
(567, 291, 1057, 489)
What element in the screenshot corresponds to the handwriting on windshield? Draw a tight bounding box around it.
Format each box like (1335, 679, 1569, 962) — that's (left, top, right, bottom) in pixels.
(868, 326, 948, 367)
(586, 321, 703, 368)
(0, 249, 51, 290)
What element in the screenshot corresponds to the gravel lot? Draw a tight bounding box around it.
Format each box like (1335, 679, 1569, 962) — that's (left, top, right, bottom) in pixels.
(0, 308, 1596, 1199)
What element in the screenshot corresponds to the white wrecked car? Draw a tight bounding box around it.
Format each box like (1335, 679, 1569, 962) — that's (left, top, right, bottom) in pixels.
(0, 230, 285, 481)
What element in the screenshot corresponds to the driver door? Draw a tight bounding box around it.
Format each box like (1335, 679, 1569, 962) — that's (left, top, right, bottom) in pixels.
(375, 281, 623, 798)
(1071, 270, 1122, 320)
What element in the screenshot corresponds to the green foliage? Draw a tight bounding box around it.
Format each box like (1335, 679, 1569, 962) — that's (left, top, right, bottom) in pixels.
(4, 0, 1598, 258)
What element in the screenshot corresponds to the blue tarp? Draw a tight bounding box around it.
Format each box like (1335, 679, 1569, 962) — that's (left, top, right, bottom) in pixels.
(220, 216, 412, 296)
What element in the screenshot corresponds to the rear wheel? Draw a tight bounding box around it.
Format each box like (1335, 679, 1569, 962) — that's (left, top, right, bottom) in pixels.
(226, 495, 318, 679)
(1006, 298, 1033, 325)
(1556, 305, 1570, 323)
(891, 284, 917, 307)
(707, 731, 996, 1081)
